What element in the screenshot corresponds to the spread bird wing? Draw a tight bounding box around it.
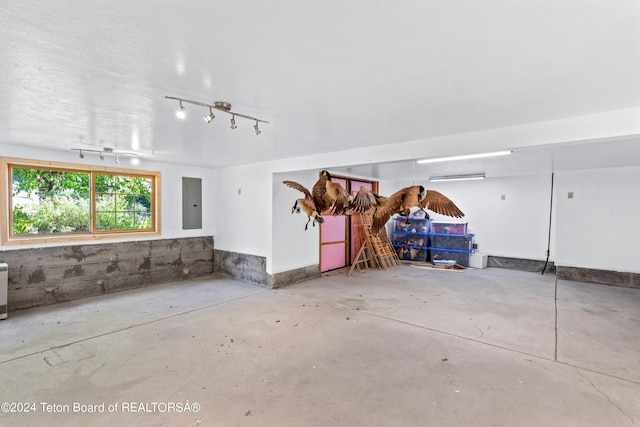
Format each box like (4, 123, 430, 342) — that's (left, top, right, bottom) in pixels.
(350, 186, 379, 213)
(420, 189, 465, 218)
(283, 180, 312, 199)
(371, 191, 406, 233)
(325, 180, 352, 215)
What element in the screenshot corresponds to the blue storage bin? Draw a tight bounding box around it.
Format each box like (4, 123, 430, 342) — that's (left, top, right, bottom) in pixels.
(396, 244, 427, 261)
(431, 222, 467, 235)
(429, 248, 472, 268)
(394, 217, 432, 233)
(430, 233, 474, 251)
(392, 233, 428, 249)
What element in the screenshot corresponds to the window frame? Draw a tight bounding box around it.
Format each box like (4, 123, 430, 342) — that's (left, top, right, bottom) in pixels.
(1, 157, 161, 245)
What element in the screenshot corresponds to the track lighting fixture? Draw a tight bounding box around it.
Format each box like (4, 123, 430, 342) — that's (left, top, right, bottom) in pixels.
(204, 107, 215, 123)
(176, 101, 186, 119)
(166, 95, 268, 134)
(71, 147, 141, 164)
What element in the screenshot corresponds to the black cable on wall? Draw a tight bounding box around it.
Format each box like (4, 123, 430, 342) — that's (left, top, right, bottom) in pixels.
(542, 172, 554, 275)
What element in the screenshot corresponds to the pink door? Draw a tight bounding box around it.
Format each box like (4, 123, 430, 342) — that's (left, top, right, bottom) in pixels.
(320, 177, 347, 272)
(350, 181, 373, 264)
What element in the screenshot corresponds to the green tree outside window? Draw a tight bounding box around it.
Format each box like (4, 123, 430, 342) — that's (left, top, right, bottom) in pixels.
(11, 166, 154, 236)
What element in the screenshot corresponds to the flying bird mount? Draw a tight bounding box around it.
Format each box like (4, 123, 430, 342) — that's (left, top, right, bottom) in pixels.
(283, 170, 465, 232)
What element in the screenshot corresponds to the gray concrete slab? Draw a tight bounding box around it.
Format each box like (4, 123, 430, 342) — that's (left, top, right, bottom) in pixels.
(0, 266, 638, 426)
(0, 274, 267, 362)
(557, 279, 640, 383)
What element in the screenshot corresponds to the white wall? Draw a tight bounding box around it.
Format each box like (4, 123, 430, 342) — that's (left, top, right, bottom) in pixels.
(389, 175, 554, 261)
(211, 163, 273, 266)
(271, 169, 321, 274)
(0, 144, 216, 248)
(554, 165, 640, 273)
(205, 159, 640, 276)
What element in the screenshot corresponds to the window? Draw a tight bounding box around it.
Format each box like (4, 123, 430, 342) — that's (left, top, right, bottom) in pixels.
(94, 174, 153, 231)
(1, 157, 161, 244)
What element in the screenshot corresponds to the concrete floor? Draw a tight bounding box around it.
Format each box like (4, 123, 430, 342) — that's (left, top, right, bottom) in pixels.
(1, 266, 639, 427)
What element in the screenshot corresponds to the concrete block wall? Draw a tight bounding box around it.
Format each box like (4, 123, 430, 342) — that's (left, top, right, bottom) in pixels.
(213, 249, 320, 289)
(213, 249, 269, 287)
(0, 236, 214, 311)
(556, 266, 640, 289)
(488, 256, 555, 274)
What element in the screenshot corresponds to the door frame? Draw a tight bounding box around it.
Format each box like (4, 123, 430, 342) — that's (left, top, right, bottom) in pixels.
(319, 173, 378, 272)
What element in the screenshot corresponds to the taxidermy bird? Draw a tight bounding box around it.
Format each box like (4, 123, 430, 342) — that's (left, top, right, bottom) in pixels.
(371, 185, 426, 232)
(419, 188, 465, 219)
(352, 185, 464, 233)
(283, 180, 325, 230)
(312, 170, 352, 215)
(350, 186, 387, 216)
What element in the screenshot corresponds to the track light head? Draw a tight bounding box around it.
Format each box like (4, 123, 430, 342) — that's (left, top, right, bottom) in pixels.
(114, 153, 120, 164)
(99, 152, 104, 161)
(79, 150, 84, 159)
(254, 120, 261, 135)
(230, 115, 237, 130)
(176, 101, 186, 119)
(204, 107, 215, 123)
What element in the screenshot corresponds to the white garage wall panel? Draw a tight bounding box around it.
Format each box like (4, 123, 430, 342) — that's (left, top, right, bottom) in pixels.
(555, 165, 640, 273)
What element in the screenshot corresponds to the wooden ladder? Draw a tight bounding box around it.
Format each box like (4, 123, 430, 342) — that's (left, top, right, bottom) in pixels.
(348, 214, 399, 275)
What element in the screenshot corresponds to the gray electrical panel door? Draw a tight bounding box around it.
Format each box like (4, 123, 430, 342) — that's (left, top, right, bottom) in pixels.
(182, 177, 202, 229)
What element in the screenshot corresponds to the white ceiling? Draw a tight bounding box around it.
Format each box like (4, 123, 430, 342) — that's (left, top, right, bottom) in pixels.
(1, 1, 639, 179)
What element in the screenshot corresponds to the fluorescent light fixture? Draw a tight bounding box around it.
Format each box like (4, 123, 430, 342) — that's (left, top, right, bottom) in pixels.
(417, 150, 513, 164)
(429, 173, 486, 182)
